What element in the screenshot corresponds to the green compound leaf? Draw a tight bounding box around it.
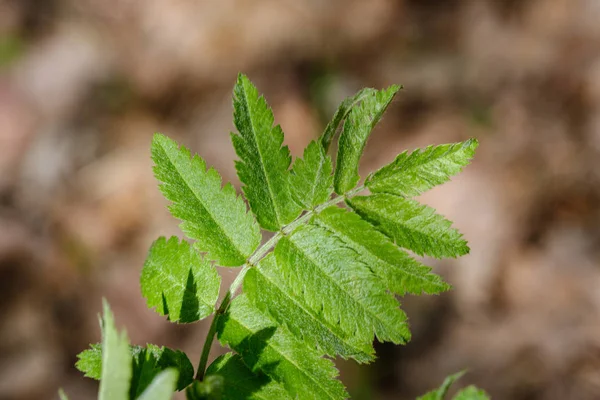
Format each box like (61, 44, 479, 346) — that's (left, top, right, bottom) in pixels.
(141, 237, 221, 323)
(417, 371, 466, 400)
(319, 88, 376, 152)
(201, 353, 292, 400)
(232, 74, 301, 231)
(76, 343, 194, 394)
(276, 224, 410, 347)
(137, 369, 178, 400)
(152, 133, 260, 267)
(313, 206, 450, 296)
(452, 386, 490, 400)
(289, 140, 334, 210)
(348, 194, 469, 258)
(217, 295, 348, 400)
(366, 139, 478, 197)
(244, 254, 374, 363)
(99, 300, 131, 400)
(334, 85, 401, 195)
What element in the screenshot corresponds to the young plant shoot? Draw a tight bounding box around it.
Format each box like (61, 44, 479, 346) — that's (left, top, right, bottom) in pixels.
(70, 74, 487, 400)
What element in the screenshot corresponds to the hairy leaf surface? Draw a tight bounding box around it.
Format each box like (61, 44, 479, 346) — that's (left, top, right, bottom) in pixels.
(348, 194, 469, 258)
(289, 140, 333, 210)
(152, 133, 260, 266)
(244, 254, 374, 363)
(334, 85, 400, 194)
(366, 139, 478, 197)
(313, 206, 449, 295)
(276, 224, 410, 346)
(204, 353, 292, 400)
(141, 237, 220, 323)
(319, 88, 376, 152)
(232, 74, 301, 230)
(217, 295, 348, 400)
(99, 301, 131, 400)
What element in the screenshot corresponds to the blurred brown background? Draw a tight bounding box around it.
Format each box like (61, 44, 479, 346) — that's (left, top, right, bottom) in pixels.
(1, 0, 600, 399)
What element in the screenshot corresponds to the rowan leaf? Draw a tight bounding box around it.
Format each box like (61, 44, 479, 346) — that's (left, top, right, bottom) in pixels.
(275, 224, 410, 347)
(202, 353, 292, 400)
(313, 206, 449, 295)
(366, 139, 478, 197)
(217, 295, 348, 400)
(347, 194, 469, 258)
(334, 85, 401, 194)
(289, 140, 334, 210)
(319, 88, 376, 152)
(152, 133, 260, 267)
(141, 237, 221, 323)
(232, 74, 301, 231)
(244, 254, 375, 363)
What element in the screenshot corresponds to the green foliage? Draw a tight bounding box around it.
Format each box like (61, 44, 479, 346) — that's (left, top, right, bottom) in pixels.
(289, 140, 333, 210)
(417, 371, 490, 400)
(141, 236, 221, 323)
(366, 139, 478, 197)
(319, 88, 376, 152)
(348, 194, 469, 258)
(71, 301, 179, 400)
(152, 133, 260, 266)
(453, 386, 491, 400)
(74, 74, 488, 399)
(244, 254, 375, 363)
(334, 85, 400, 194)
(137, 369, 178, 400)
(76, 343, 102, 379)
(99, 300, 132, 400)
(218, 295, 348, 399)
(312, 206, 450, 295)
(77, 343, 194, 393)
(232, 74, 301, 231)
(193, 353, 289, 400)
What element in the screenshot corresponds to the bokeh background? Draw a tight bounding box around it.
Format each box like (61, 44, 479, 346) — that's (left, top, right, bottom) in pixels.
(2, 0, 600, 399)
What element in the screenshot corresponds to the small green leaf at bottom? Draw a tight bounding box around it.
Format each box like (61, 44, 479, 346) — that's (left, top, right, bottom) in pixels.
(452, 386, 490, 400)
(99, 300, 131, 400)
(141, 236, 221, 323)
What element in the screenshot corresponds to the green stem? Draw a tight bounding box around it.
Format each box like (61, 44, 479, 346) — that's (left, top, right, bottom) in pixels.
(195, 185, 366, 380)
(195, 298, 224, 381)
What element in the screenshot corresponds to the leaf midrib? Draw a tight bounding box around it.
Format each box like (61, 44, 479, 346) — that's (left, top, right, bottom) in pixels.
(158, 141, 245, 262)
(371, 141, 471, 184)
(239, 83, 283, 227)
